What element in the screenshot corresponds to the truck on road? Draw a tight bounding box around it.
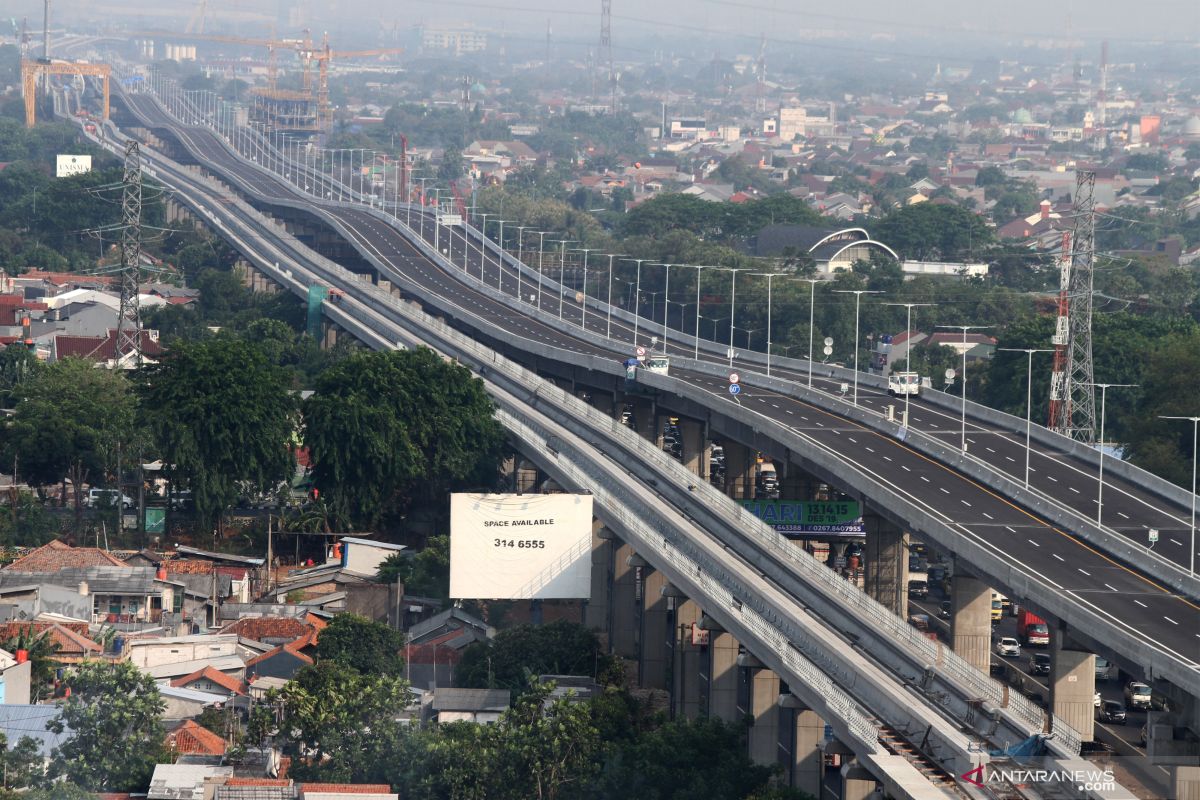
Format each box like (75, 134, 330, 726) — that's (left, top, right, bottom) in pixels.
(1017, 609, 1049, 646)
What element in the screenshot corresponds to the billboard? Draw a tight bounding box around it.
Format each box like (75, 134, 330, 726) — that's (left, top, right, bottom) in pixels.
(740, 499, 864, 536)
(450, 493, 594, 599)
(56, 155, 92, 177)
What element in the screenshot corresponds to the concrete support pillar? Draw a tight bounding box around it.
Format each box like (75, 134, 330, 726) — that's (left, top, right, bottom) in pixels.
(708, 631, 740, 722)
(610, 541, 638, 659)
(863, 515, 908, 619)
(640, 569, 670, 690)
(748, 669, 780, 766)
(1174, 766, 1200, 800)
(723, 440, 754, 499)
(951, 575, 992, 674)
(629, 397, 656, 443)
(788, 704, 825, 798)
(672, 599, 704, 719)
(1050, 631, 1095, 742)
(583, 523, 613, 641)
(679, 419, 707, 479)
(840, 762, 878, 800)
(779, 463, 812, 501)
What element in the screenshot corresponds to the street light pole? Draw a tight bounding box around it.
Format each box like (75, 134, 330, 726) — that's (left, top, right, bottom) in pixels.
(514, 226, 529, 302)
(885, 302, 936, 427)
(692, 265, 716, 361)
(478, 213, 490, 284)
(1159, 415, 1199, 576)
(535, 232, 552, 304)
(604, 253, 624, 340)
(728, 268, 747, 368)
(835, 289, 883, 406)
(554, 240, 577, 320)
(1084, 382, 1138, 528)
(573, 249, 595, 331)
(936, 325, 991, 451)
(998, 348, 1054, 486)
(750, 273, 782, 376)
(495, 219, 508, 292)
(657, 263, 673, 354)
(801, 278, 821, 389)
(622, 259, 650, 345)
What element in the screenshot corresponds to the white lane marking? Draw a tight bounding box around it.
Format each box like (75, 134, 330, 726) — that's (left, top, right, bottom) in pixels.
(1005, 456, 1016, 462)
(1170, 539, 1183, 546)
(1117, 512, 1129, 519)
(1134, 600, 1148, 608)
(1104, 584, 1118, 591)
(961, 499, 971, 507)
(1047, 476, 1058, 482)
(1078, 568, 1090, 576)
(986, 447, 996, 453)
(865, 446, 875, 453)
(901, 465, 911, 472)
(883, 456, 892, 462)
(1006, 526, 1017, 533)
(1069, 486, 1081, 494)
(1052, 553, 1064, 561)
(982, 512, 994, 520)
(1027, 538, 1039, 546)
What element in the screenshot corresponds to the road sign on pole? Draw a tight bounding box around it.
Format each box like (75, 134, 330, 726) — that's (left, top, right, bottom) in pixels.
(729, 383, 741, 396)
(729, 372, 740, 384)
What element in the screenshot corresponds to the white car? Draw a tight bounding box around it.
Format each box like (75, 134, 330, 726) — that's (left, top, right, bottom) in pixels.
(996, 637, 1021, 657)
(84, 488, 133, 509)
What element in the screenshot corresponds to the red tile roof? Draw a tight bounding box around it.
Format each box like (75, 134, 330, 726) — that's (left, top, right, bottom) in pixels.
(4, 540, 126, 571)
(226, 778, 292, 787)
(220, 617, 316, 644)
(42, 623, 102, 655)
(171, 665, 246, 695)
(245, 643, 314, 669)
(19, 269, 115, 287)
(300, 785, 393, 795)
(53, 329, 163, 361)
(166, 719, 227, 756)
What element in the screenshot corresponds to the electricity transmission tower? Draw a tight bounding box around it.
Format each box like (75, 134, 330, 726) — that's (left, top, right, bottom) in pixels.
(1049, 169, 1097, 442)
(600, 0, 615, 113)
(116, 140, 143, 365)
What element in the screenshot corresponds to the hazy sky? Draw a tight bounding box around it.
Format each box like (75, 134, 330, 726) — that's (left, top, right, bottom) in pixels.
(15, 0, 1200, 57)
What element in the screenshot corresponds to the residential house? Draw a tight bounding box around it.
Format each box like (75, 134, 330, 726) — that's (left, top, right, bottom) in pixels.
(166, 719, 228, 757)
(423, 688, 511, 724)
(334, 537, 407, 578)
(147, 764, 235, 800)
(0, 649, 31, 704)
(244, 642, 313, 681)
(0, 581, 93, 621)
(300, 784, 398, 800)
(219, 615, 324, 648)
(159, 684, 229, 722)
(50, 329, 164, 367)
(405, 607, 493, 689)
(146, 654, 247, 682)
(171, 666, 247, 698)
(127, 634, 242, 671)
(3, 540, 126, 572)
(0, 566, 203, 629)
(925, 331, 998, 361)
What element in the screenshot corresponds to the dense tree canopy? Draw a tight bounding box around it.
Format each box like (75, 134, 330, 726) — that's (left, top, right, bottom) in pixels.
(303, 348, 505, 529)
(48, 661, 166, 791)
(457, 621, 620, 692)
(870, 202, 994, 261)
(316, 612, 407, 675)
(138, 337, 298, 529)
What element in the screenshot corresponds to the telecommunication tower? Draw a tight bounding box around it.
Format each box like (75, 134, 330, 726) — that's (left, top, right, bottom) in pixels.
(116, 140, 143, 365)
(755, 35, 766, 114)
(600, 0, 615, 113)
(1048, 170, 1097, 442)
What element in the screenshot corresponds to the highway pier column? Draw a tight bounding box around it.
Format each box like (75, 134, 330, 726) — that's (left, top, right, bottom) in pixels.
(609, 541, 639, 659)
(723, 440, 754, 499)
(863, 514, 909, 618)
(583, 523, 613, 642)
(740, 653, 780, 767)
(671, 596, 704, 719)
(840, 761, 879, 800)
(640, 567, 670, 690)
(705, 622, 740, 722)
(1050, 630, 1095, 742)
(678, 419, 707, 479)
(779, 693, 825, 798)
(950, 575, 992, 674)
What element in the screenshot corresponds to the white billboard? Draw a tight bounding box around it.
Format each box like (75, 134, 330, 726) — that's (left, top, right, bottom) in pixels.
(56, 155, 92, 177)
(450, 493, 594, 599)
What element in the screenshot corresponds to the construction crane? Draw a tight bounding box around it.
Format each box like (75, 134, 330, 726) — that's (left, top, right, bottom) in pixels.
(298, 33, 403, 130)
(21, 59, 111, 127)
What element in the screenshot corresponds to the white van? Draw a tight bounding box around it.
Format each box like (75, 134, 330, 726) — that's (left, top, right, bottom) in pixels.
(887, 371, 921, 396)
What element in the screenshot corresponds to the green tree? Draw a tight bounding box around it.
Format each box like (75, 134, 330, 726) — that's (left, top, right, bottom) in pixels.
(871, 202, 993, 261)
(975, 165, 1007, 187)
(0, 733, 45, 794)
(0, 345, 41, 408)
(266, 661, 413, 784)
(303, 349, 504, 529)
(2, 358, 139, 516)
(376, 535, 450, 600)
(138, 337, 297, 531)
(0, 627, 59, 701)
(457, 620, 620, 692)
(316, 612, 406, 675)
(48, 661, 167, 792)
(589, 716, 779, 800)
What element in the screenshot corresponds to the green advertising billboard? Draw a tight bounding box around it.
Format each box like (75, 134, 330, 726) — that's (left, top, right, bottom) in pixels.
(145, 507, 165, 535)
(740, 500, 863, 537)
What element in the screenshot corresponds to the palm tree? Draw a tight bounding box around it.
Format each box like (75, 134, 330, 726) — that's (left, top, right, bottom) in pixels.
(1, 627, 61, 701)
